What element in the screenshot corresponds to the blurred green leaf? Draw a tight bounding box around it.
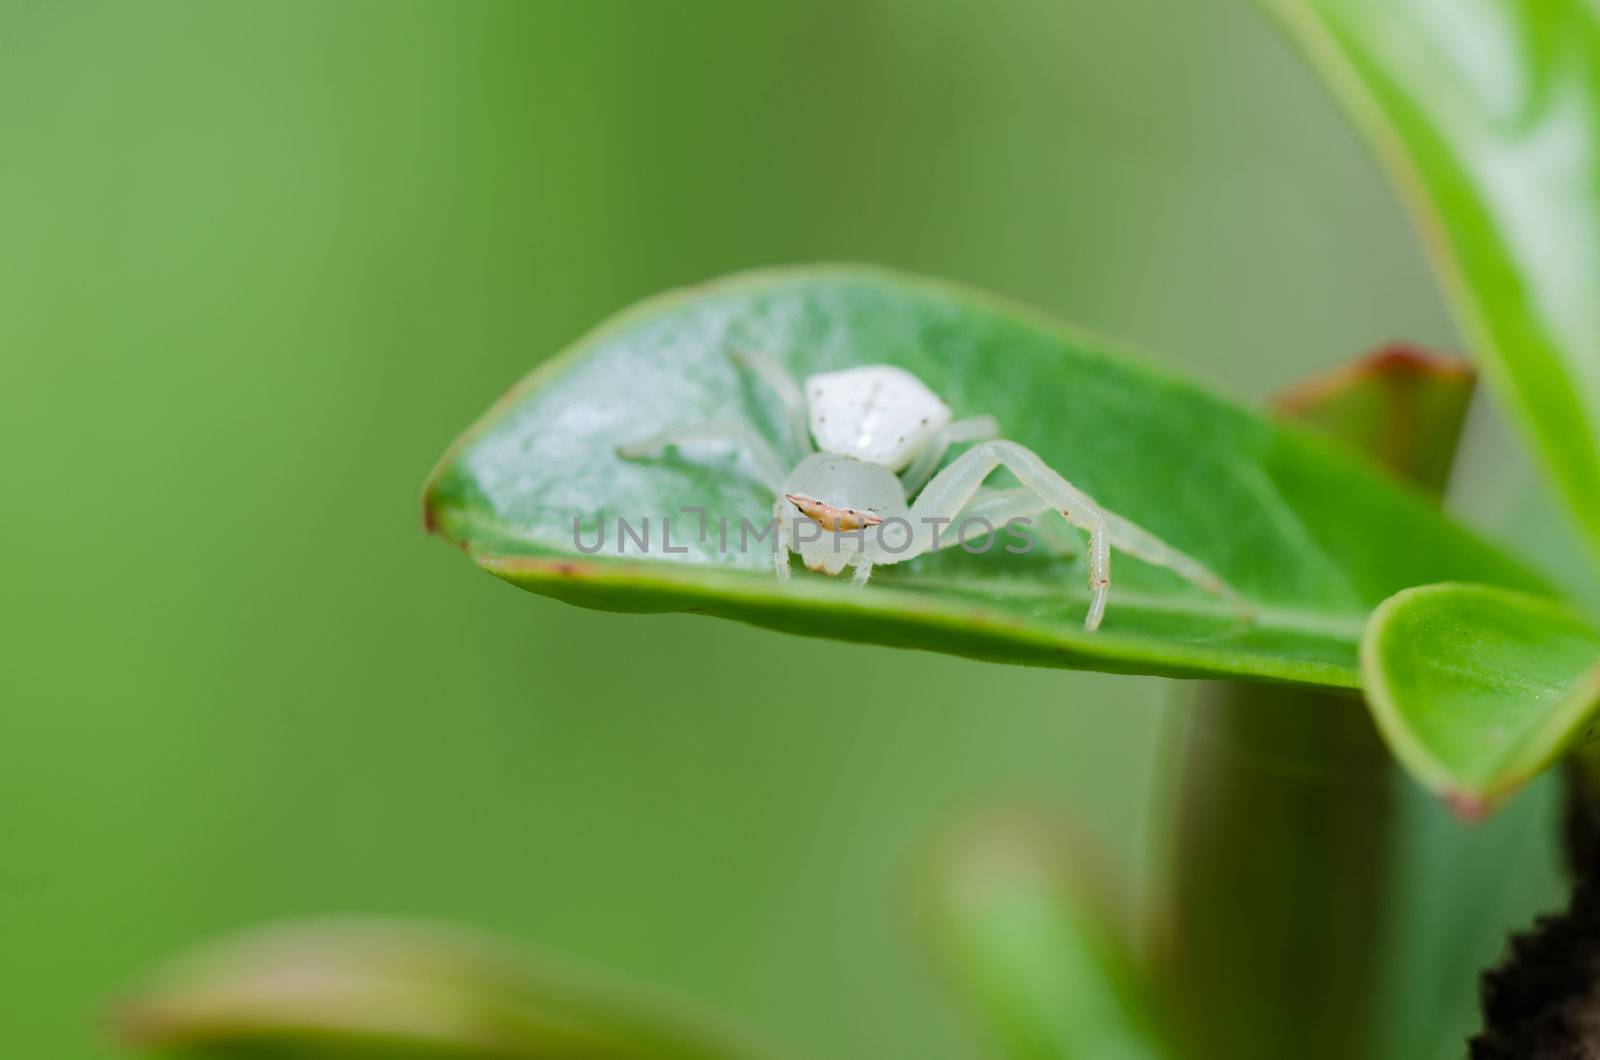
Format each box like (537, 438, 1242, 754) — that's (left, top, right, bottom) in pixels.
(424, 267, 1538, 686)
(1263, 0, 1600, 556)
(1272, 342, 1475, 496)
(924, 814, 1172, 1060)
(115, 919, 786, 1060)
(1362, 582, 1600, 816)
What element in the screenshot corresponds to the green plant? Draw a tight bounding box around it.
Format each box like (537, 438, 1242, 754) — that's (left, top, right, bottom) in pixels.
(115, 0, 1600, 1058)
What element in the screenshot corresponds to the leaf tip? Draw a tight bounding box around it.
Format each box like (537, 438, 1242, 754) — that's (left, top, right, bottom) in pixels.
(419, 479, 470, 551)
(1272, 340, 1474, 417)
(1363, 341, 1475, 383)
(1445, 788, 1492, 824)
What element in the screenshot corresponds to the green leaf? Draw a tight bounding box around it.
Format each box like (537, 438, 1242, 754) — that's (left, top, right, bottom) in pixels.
(923, 814, 1173, 1060)
(115, 919, 787, 1060)
(1362, 582, 1600, 816)
(1262, 0, 1600, 557)
(424, 267, 1538, 686)
(1374, 773, 1565, 1060)
(1273, 342, 1475, 497)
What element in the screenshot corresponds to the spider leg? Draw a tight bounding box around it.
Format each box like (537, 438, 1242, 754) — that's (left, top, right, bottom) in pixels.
(732, 349, 812, 458)
(934, 489, 1239, 611)
(900, 415, 1000, 495)
(903, 441, 1244, 629)
(1099, 509, 1245, 613)
(889, 440, 1112, 629)
(771, 495, 793, 583)
(935, 487, 1075, 555)
(617, 420, 787, 494)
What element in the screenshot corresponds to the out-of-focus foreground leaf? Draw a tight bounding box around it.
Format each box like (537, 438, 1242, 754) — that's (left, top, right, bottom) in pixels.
(1262, 0, 1600, 556)
(424, 267, 1538, 687)
(114, 919, 786, 1060)
(924, 814, 1172, 1060)
(1362, 583, 1600, 817)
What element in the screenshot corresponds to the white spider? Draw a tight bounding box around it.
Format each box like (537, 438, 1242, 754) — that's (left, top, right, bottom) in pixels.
(619, 350, 1238, 631)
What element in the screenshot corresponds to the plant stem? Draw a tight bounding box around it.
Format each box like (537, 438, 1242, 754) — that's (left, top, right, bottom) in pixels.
(1154, 347, 1474, 1059)
(1159, 683, 1394, 1059)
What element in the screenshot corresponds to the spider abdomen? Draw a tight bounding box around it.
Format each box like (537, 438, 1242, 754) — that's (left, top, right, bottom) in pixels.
(805, 365, 952, 471)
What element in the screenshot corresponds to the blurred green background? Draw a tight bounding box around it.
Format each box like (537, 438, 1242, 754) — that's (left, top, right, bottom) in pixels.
(0, 1, 1496, 1056)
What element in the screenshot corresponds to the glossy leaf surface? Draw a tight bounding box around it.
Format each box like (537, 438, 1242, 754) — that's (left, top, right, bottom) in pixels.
(1363, 582, 1600, 815)
(425, 267, 1538, 686)
(1263, 0, 1600, 556)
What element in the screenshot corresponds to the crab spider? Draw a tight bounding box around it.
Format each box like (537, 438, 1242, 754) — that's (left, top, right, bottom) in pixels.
(618, 350, 1239, 632)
